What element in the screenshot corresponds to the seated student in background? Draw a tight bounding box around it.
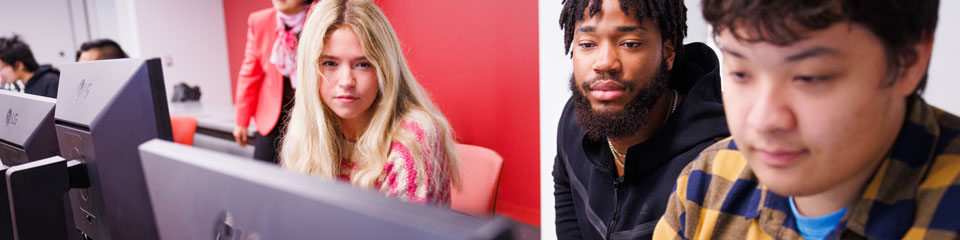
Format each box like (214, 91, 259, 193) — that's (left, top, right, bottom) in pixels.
(655, 0, 960, 239)
(0, 35, 59, 98)
(280, 0, 461, 206)
(553, 0, 728, 238)
(76, 39, 128, 62)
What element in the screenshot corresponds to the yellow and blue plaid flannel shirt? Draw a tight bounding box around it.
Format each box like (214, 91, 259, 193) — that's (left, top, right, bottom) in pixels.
(654, 97, 960, 239)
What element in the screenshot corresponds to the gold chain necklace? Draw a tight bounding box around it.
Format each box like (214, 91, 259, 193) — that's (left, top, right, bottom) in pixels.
(606, 90, 679, 170)
(664, 89, 678, 125)
(607, 137, 626, 169)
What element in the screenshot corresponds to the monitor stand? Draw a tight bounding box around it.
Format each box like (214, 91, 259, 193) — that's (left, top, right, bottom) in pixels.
(6, 156, 85, 240)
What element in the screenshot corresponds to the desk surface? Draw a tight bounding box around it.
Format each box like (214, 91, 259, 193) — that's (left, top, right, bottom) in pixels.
(167, 101, 257, 137)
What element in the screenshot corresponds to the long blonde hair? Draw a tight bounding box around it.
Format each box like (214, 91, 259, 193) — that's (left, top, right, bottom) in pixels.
(281, 0, 460, 190)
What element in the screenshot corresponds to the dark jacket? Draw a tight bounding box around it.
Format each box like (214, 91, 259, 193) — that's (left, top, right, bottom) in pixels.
(553, 42, 729, 240)
(24, 64, 59, 98)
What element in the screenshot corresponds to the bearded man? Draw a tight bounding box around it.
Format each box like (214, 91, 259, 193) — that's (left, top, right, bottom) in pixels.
(552, 0, 729, 239)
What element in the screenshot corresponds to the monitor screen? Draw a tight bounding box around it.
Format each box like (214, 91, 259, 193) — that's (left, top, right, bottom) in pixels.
(138, 139, 515, 240)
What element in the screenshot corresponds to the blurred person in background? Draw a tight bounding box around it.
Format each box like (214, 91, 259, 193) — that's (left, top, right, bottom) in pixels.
(0, 35, 59, 98)
(234, 0, 316, 163)
(76, 39, 128, 62)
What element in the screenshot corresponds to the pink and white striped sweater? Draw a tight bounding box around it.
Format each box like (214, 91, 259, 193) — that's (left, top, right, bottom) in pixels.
(337, 120, 451, 206)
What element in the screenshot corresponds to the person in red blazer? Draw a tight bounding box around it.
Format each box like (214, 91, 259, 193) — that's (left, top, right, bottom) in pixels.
(233, 0, 315, 163)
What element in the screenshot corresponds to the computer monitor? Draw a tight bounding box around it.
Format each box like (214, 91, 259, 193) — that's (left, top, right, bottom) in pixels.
(138, 139, 515, 240)
(0, 91, 60, 239)
(5, 58, 171, 240)
(0, 91, 59, 166)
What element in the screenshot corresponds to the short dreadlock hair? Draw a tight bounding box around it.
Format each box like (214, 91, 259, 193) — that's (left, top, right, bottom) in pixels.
(702, 0, 939, 96)
(560, 0, 688, 58)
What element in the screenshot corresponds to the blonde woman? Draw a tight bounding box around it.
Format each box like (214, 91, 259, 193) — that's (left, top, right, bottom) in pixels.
(281, 0, 460, 206)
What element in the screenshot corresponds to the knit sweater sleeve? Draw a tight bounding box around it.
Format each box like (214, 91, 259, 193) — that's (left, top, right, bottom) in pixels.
(378, 120, 451, 206)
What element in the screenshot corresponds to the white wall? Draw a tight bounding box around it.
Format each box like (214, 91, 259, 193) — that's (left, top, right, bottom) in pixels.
(2, 0, 234, 105)
(122, 0, 233, 105)
(0, 0, 88, 67)
(925, 0, 960, 115)
(538, 0, 572, 238)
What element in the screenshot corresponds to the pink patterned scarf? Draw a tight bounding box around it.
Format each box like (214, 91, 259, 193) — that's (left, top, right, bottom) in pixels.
(270, 8, 308, 88)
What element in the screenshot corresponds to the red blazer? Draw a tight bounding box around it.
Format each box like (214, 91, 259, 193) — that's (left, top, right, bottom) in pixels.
(235, 8, 284, 136)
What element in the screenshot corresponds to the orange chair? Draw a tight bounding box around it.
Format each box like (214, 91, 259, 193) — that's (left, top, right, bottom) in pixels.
(450, 143, 504, 217)
(170, 115, 198, 146)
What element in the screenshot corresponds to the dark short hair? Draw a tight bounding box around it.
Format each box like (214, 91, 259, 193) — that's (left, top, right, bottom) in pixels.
(76, 39, 129, 61)
(0, 35, 39, 72)
(560, 0, 688, 58)
(702, 0, 939, 96)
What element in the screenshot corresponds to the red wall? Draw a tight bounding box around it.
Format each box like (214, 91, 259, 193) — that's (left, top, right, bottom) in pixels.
(375, 0, 541, 225)
(222, 0, 541, 225)
(222, 0, 272, 101)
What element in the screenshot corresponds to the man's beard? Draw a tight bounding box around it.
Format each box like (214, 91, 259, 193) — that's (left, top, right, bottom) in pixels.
(571, 61, 670, 141)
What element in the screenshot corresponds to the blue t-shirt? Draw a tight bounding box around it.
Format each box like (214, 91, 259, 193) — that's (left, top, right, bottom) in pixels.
(789, 197, 847, 240)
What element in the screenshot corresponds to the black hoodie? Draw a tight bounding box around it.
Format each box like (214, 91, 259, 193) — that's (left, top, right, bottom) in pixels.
(553, 42, 729, 240)
(24, 64, 60, 98)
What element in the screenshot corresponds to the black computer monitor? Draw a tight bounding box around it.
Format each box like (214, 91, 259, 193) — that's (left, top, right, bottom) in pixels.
(5, 58, 171, 240)
(138, 139, 515, 240)
(0, 91, 61, 239)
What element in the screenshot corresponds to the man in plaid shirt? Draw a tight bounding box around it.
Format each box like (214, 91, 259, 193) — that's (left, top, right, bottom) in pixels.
(655, 0, 959, 239)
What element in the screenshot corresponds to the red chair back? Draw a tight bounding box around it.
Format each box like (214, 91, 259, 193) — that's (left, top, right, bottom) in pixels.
(450, 144, 504, 217)
(170, 115, 198, 146)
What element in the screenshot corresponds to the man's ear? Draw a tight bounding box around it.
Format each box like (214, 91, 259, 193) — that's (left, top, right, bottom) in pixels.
(663, 40, 677, 70)
(14, 61, 26, 73)
(895, 36, 934, 97)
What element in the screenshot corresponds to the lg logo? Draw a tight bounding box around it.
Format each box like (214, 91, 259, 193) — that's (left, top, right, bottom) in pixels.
(75, 79, 93, 102)
(4, 108, 17, 127)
